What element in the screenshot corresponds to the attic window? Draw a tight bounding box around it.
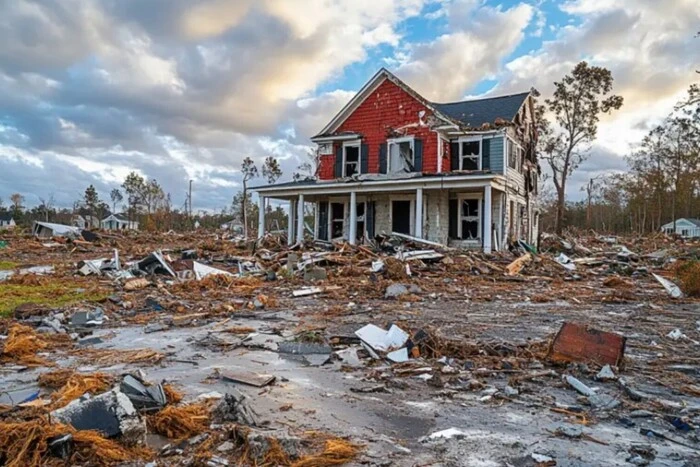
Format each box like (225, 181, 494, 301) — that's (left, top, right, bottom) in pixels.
(459, 137, 481, 170)
(318, 143, 333, 155)
(343, 141, 360, 177)
(387, 136, 414, 173)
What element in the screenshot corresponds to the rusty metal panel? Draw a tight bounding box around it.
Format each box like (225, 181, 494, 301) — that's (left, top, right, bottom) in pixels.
(547, 322, 626, 367)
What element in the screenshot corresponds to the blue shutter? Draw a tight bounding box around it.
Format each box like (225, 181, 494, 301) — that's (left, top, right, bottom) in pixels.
(334, 145, 343, 178)
(481, 138, 491, 171)
(450, 141, 459, 171)
(318, 202, 329, 241)
(360, 143, 369, 174)
(413, 139, 423, 172)
(379, 143, 387, 174)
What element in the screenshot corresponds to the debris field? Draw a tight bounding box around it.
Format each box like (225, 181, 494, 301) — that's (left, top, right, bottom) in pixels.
(0, 227, 699, 466)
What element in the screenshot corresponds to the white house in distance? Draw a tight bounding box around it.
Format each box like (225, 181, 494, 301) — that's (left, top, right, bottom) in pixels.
(101, 213, 139, 231)
(0, 213, 16, 230)
(661, 218, 700, 238)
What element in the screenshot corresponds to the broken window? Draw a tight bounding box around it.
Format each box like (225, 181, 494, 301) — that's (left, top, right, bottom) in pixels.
(460, 140, 480, 170)
(459, 198, 480, 240)
(331, 203, 345, 239)
(388, 137, 414, 173)
(343, 144, 360, 177)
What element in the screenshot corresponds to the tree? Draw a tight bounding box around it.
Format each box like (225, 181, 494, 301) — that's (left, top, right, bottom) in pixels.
(38, 194, 55, 222)
(122, 172, 146, 223)
(110, 188, 123, 214)
(84, 185, 99, 219)
(240, 157, 259, 238)
(10, 193, 24, 217)
(293, 148, 321, 181)
(540, 61, 623, 233)
(262, 156, 282, 185)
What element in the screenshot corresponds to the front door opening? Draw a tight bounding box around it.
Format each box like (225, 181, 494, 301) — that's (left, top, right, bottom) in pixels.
(392, 200, 411, 235)
(356, 202, 365, 242)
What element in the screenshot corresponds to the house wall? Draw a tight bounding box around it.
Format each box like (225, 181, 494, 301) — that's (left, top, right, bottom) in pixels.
(319, 79, 439, 179)
(662, 220, 700, 237)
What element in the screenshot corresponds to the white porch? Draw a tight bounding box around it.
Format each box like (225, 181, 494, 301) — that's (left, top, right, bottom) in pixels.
(254, 174, 514, 253)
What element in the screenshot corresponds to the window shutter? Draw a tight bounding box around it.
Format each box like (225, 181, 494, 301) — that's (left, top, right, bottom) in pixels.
(318, 202, 329, 241)
(450, 141, 459, 171)
(379, 143, 387, 174)
(449, 199, 458, 239)
(334, 145, 343, 178)
(481, 138, 490, 171)
(360, 144, 369, 174)
(366, 201, 375, 238)
(413, 139, 423, 172)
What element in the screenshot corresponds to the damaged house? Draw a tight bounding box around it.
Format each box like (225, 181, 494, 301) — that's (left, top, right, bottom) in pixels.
(252, 68, 539, 252)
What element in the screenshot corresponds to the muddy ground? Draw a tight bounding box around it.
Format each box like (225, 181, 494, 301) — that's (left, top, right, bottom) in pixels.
(1, 230, 699, 466)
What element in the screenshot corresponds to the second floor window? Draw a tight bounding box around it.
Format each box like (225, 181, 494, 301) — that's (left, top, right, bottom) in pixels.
(460, 138, 481, 170)
(343, 142, 360, 176)
(387, 137, 415, 173)
(508, 140, 523, 171)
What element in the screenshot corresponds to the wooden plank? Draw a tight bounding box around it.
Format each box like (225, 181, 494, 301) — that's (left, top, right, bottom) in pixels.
(547, 322, 626, 367)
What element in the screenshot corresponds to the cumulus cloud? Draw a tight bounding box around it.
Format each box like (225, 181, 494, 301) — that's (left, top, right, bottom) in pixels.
(395, 0, 535, 101)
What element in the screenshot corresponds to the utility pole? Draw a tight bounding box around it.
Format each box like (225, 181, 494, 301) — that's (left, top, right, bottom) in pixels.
(188, 180, 193, 217)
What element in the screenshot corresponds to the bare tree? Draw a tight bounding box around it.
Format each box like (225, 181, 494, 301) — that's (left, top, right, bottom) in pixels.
(38, 193, 55, 222)
(240, 157, 259, 239)
(9, 193, 24, 217)
(540, 61, 624, 233)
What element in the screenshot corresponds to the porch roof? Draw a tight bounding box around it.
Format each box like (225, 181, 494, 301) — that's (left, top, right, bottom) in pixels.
(252, 172, 505, 199)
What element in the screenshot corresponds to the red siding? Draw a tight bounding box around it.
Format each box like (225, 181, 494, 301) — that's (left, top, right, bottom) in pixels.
(318, 79, 439, 179)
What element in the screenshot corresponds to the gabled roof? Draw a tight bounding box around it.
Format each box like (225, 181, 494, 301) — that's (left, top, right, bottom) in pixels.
(661, 218, 700, 228)
(432, 92, 531, 128)
(312, 68, 531, 139)
(0, 212, 14, 222)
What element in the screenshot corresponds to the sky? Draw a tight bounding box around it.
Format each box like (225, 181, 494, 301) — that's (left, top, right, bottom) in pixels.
(0, 0, 698, 212)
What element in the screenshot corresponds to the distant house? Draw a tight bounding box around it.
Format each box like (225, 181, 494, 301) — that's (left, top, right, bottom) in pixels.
(101, 213, 139, 231)
(72, 214, 101, 229)
(661, 218, 700, 238)
(0, 212, 16, 230)
(220, 219, 243, 233)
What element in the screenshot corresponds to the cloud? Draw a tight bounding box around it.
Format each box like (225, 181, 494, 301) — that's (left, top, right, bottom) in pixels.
(395, 1, 535, 101)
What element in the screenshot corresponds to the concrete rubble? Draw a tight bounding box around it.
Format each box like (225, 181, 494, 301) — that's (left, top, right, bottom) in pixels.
(0, 228, 699, 465)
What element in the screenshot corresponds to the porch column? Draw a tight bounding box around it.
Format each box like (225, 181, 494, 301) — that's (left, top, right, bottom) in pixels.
(287, 199, 296, 245)
(257, 195, 265, 239)
(483, 185, 492, 253)
(415, 187, 423, 239)
(296, 194, 305, 242)
(349, 191, 357, 245)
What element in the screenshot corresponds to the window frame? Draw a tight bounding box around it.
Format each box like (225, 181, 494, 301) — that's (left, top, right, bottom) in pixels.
(318, 142, 333, 155)
(458, 136, 482, 171)
(456, 194, 482, 241)
(507, 137, 524, 171)
(342, 140, 361, 177)
(387, 136, 415, 173)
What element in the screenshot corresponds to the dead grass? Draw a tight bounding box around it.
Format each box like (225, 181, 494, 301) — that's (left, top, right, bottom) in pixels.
(37, 368, 75, 389)
(675, 260, 700, 297)
(291, 438, 360, 467)
(147, 403, 210, 439)
(1, 324, 48, 365)
(49, 372, 113, 409)
(0, 419, 141, 467)
(72, 348, 165, 365)
(163, 383, 184, 405)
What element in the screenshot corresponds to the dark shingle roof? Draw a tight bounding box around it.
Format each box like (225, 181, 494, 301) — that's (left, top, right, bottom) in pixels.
(433, 91, 530, 128)
(0, 212, 14, 222)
